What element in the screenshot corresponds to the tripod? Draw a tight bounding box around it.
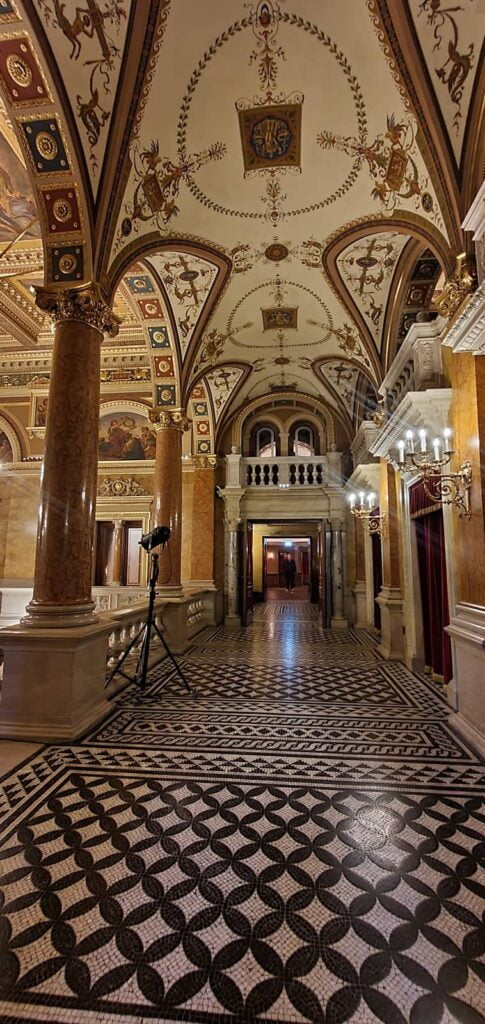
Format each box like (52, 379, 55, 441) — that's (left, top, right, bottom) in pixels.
(105, 550, 193, 695)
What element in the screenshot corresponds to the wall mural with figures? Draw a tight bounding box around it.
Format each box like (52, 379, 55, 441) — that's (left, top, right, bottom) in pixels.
(0, 97, 39, 241)
(0, 430, 13, 463)
(98, 411, 156, 461)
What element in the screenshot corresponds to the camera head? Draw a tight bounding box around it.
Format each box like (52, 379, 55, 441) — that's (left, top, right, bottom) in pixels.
(139, 525, 171, 552)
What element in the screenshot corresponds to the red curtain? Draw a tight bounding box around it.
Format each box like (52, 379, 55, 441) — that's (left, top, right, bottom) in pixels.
(371, 532, 382, 630)
(411, 481, 452, 683)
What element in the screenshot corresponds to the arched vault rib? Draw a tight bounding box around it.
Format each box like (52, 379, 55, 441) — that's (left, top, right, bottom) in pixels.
(322, 214, 452, 382)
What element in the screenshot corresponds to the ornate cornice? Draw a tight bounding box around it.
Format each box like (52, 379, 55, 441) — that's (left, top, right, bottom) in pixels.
(149, 409, 191, 432)
(441, 280, 485, 354)
(97, 477, 150, 497)
(433, 254, 478, 322)
(35, 283, 121, 337)
(182, 455, 218, 469)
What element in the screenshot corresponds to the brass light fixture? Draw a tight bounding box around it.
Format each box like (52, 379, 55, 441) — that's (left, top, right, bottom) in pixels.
(396, 428, 472, 519)
(349, 491, 387, 536)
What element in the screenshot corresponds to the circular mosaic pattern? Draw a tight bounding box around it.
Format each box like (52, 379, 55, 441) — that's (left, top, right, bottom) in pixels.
(265, 242, 289, 261)
(250, 115, 292, 160)
(6, 52, 32, 87)
(151, 329, 167, 343)
(52, 198, 72, 224)
(158, 388, 173, 402)
(35, 130, 58, 161)
(58, 252, 77, 275)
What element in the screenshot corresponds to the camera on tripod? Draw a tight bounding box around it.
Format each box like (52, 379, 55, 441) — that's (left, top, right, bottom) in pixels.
(139, 525, 171, 552)
(105, 522, 193, 697)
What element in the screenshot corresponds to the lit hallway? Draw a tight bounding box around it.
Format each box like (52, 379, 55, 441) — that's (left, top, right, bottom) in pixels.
(0, 605, 484, 1024)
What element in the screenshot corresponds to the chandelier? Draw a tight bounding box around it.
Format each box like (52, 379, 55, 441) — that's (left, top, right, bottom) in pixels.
(349, 492, 387, 535)
(396, 428, 472, 519)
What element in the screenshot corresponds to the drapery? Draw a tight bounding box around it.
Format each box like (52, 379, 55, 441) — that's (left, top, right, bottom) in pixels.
(371, 531, 382, 630)
(410, 480, 452, 683)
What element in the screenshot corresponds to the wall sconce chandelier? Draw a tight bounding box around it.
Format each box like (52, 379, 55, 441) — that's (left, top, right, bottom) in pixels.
(396, 428, 472, 519)
(349, 492, 387, 535)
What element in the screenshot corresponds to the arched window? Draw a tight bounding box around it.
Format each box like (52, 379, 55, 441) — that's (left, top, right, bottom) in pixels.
(293, 425, 314, 456)
(256, 426, 276, 458)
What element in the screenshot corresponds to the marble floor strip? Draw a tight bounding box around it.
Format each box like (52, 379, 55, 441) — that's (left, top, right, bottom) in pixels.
(0, 602, 484, 1024)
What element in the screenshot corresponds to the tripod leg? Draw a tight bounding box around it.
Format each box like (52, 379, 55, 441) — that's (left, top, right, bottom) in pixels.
(153, 623, 194, 695)
(105, 622, 146, 686)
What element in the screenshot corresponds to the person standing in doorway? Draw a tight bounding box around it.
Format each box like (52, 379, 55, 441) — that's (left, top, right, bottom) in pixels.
(283, 552, 297, 592)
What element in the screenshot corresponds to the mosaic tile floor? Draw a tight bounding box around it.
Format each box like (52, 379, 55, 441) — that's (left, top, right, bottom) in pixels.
(0, 602, 484, 1024)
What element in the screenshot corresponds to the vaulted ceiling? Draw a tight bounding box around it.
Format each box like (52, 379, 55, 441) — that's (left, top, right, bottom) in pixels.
(0, 0, 483, 444)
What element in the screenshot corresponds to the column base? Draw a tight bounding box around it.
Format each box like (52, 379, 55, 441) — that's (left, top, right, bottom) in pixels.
(156, 585, 185, 599)
(376, 586, 404, 659)
(224, 613, 241, 627)
(446, 602, 485, 747)
(331, 616, 348, 630)
(0, 620, 114, 742)
(351, 581, 367, 628)
(22, 601, 99, 629)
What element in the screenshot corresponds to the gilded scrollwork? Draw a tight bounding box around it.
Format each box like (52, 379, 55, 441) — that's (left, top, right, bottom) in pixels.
(35, 283, 121, 336)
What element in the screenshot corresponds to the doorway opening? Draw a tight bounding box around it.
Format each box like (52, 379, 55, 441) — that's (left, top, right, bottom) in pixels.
(94, 520, 143, 586)
(264, 537, 311, 602)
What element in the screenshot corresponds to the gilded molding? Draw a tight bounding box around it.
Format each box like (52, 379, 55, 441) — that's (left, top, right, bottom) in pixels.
(97, 477, 150, 497)
(433, 253, 478, 321)
(182, 455, 218, 469)
(35, 283, 121, 336)
(149, 408, 191, 432)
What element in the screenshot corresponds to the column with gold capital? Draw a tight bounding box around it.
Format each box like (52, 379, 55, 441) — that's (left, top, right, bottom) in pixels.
(24, 283, 120, 627)
(150, 408, 191, 596)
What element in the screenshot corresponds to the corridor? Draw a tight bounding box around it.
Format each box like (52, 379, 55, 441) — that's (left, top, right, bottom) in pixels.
(0, 605, 484, 1024)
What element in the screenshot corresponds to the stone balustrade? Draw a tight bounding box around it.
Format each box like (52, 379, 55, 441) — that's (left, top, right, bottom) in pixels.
(379, 316, 446, 415)
(242, 456, 327, 488)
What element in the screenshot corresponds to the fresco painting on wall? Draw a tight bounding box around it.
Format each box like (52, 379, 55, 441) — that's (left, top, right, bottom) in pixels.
(0, 98, 40, 241)
(0, 430, 13, 463)
(98, 413, 156, 461)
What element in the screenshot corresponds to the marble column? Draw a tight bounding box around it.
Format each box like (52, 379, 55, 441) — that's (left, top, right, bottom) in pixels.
(110, 520, 124, 586)
(377, 459, 404, 659)
(151, 409, 190, 596)
(0, 284, 119, 740)
(24, 285, 119, 627)
(352, 517, 367, 627)
(186, 457, 217, 589)
(224, 514, 240, 624)
(330, 521, 348, 629)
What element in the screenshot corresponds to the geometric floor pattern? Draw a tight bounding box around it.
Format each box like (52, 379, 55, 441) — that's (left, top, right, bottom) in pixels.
(1, 601, 484, 1023)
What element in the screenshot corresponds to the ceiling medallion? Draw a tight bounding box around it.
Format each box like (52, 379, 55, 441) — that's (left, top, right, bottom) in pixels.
(275, 355, 290, 365)
(265, 242, 289, 261)
(356, 255, 378, 268)
(262, 306, 298, 330)
(58, 252, 78, 275)
(52, 197, 72, 223)
(179, 269, 199, 281)
(35, 130, 58, 161)
(6, 51, 32, 87)
(238, 102, 302, 173)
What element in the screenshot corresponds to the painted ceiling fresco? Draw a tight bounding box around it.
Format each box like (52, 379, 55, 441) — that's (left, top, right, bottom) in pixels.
(0, 0, 481, 437)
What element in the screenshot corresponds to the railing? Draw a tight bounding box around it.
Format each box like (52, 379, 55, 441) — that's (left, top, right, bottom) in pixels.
(243, 456, 326, 487)
(379, 316, 445, 415)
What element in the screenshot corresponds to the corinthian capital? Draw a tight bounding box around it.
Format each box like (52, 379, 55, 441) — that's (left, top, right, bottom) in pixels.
(149, 408, 191, 432)
(35, 282, 120, 337)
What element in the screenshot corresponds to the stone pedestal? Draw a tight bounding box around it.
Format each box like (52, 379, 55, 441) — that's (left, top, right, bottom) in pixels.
(352, 581, 367, 628)
(447, 603, 485, 756)
(0, 620, 114, 741)
(377, 586, 404, 659)
(151, 409, 190, 597)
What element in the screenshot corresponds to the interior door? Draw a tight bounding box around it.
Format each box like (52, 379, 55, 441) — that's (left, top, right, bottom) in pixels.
(241, 521, 253, 626)
(262, 538, 268, 602)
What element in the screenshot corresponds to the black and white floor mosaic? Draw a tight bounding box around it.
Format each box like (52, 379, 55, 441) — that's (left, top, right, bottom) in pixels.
(1, 601, 484, 1024)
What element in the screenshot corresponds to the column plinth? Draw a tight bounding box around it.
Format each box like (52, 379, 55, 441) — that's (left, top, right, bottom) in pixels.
(151, 409, 190, 597)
